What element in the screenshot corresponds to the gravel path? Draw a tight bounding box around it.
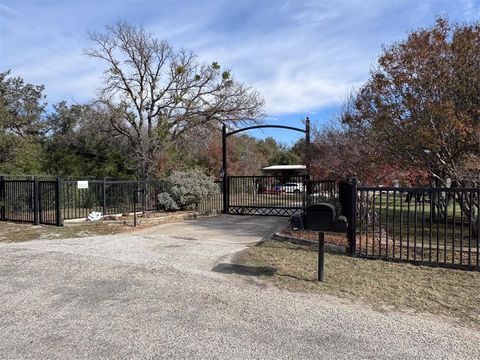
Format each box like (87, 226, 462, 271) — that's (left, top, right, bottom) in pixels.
(1, 215, 479, 359)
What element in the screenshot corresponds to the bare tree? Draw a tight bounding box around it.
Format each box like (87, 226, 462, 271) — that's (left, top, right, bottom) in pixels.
(86, 21, 264, 177)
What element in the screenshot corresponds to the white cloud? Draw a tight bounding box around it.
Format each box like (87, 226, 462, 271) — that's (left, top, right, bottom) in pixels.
(1, 0, 479, 115)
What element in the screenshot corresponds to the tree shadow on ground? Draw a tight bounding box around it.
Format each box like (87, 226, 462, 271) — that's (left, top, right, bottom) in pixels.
(212, 263, 276, 276)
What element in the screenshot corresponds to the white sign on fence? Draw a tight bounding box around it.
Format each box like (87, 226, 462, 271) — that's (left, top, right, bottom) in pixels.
(77, 180, 89, 189)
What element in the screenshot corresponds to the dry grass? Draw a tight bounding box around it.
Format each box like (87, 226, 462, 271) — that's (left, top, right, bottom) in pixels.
(0, 210, 217, 243)
(0, 221, 133, 242)
(240, 240, 480, 326)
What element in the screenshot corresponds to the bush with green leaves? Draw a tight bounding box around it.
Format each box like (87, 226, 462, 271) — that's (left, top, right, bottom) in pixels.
(157, 170, 217, 211)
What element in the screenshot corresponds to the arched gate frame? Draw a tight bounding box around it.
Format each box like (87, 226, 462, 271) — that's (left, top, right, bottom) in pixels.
(222, 118, 310, 215)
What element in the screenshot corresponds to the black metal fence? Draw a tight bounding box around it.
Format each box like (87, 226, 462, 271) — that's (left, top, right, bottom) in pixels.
(61, 179, 164, 220)
(61, 179, 223, 220)
(311, 180, 338, 201)
(356, 186, 480, 270)
(0, 179, 35, 223)
(198, 181, 223, 212)
(0, 177, 224, 226)
(1, 175, 336, 223)
(3, 173, 479, 272)
(0, 177, 61, 225)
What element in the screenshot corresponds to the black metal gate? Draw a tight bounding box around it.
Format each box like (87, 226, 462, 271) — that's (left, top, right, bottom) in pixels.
(226, 175, 307, 216)
(225, 176, 341, 217)
(38, 180, 60, 225)
(0, 177, 62, 226)
(0, 179, 35, 223)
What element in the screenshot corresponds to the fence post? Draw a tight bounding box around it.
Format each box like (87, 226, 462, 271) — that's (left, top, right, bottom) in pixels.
(133, 187, 137, 227)
(143, 179, 147, 211)
(136, 179, 140, 214)
(348, 177, 357, 256)
(102, 177, 107, 216)
(305, 117, 310, 176)
(305, 174, 312, 207)
(33, 176, 39, 225)
(0, 176, 5, 221)
(222, 125, 228, 214)
(56, 177, 63, 227)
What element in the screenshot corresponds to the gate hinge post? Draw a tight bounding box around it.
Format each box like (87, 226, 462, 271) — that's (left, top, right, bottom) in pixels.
(222, 124, 228, 214)
(33, 176, 39, 225)
(0, 176, 5, 222)
(56, 177, 63, 227)
(348, 177, 357, 256)
(102, 177, 107, 216)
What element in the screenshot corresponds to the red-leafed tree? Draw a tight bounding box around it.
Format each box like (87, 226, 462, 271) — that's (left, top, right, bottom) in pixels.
(338, 18, 479, 227)
(342, 18, 480, 187)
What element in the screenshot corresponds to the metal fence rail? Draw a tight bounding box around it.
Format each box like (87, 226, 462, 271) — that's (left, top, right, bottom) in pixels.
(198, 181, 223, 212)
(142, 179, 167, 212)
(1, 176, 335, 223)
(0, 177, 224, 225)
(61, 179, 223, 220)
(62, 179, 142, 219)
(311, 180, 338, 200)
(356, 186, 480, 270)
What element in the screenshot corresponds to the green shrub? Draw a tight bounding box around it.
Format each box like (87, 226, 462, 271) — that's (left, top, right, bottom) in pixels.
(157, 170, 217, 211)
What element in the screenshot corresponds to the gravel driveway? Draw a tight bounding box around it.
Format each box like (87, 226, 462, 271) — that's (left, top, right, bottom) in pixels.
(1, 215, 479, 359)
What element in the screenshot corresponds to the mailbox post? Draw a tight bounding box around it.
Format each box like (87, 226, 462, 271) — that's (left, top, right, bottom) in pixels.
(318, 232, 325, 282)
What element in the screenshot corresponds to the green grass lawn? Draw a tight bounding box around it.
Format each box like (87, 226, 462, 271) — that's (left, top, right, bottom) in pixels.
(240, 239, 480, 327)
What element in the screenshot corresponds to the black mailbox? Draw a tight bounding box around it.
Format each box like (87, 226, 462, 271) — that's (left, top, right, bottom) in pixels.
(304, 203, 336, 231)
(289, 214, 304, 231)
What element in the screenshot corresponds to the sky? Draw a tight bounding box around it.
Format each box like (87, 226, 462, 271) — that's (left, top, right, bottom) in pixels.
(1, 0, 479, 144)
